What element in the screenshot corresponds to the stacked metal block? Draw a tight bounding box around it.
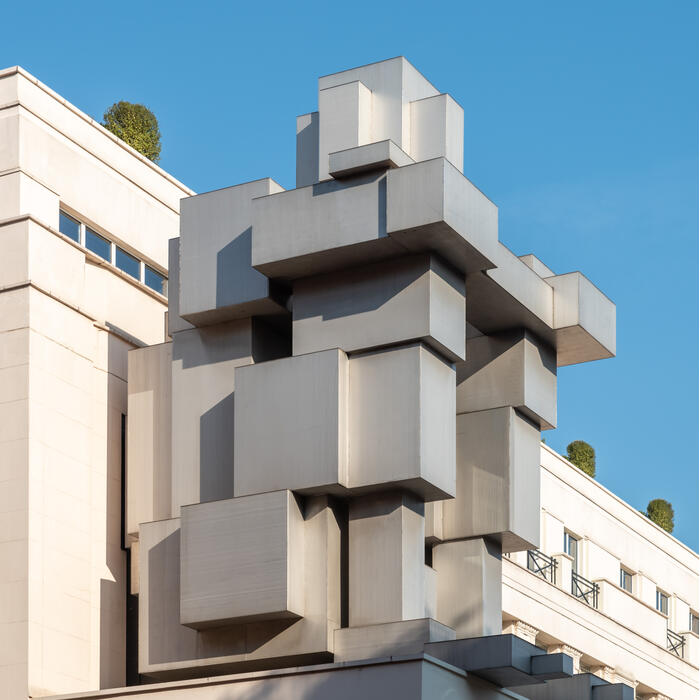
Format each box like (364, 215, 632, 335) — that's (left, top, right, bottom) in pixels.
(125, 57, 616, 686)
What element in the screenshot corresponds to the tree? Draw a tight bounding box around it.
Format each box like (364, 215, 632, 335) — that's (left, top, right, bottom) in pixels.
(102, 102, 161, 162)
(646, 499, 674, 533)
(566, 440, 595, 478)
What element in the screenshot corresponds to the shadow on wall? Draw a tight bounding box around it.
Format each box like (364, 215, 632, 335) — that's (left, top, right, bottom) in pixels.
(100, 331, 130, 688)
(200, 393, 235, 503)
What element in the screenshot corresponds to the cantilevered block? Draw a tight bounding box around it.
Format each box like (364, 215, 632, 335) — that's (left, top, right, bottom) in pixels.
(410, 93, 464, 172)
(466, 243, 554, 342)
(293, 254, 465, 362)
(466, 245, 616, 368)
(252, 171, 405, 280)
(546, 271, 616, 366)
(180, 491, 304, 628)
(126, 342, 172, 541)
(138, 497, 339, 678)
(252, 158, 497, 281)
(328, 140, 413, 179)
(441, 407, 540, 552)
(426, 635, 573, 687)
(433, 538, 502, 638)
(348, 343, 456, 501)
(179, 178, 288, 325)
(456, 328, 557, 430)
(386, 158, 498, 273)
(348, 492, 425, 627)
(234, 349, 348, 497)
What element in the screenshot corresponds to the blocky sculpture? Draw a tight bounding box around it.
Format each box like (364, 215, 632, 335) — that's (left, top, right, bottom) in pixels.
(126, 57, 620, 696)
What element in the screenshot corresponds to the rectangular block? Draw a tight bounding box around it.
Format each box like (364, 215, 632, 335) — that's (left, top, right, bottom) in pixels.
(348, 344, 456, 501)
(296, 112, 319, 188)
(253, 158, 497, 282)
(234, 349, 348, 497)
(457, 328, 557, 430)
(334, 618, 454, 662)
(126, 342, 172, 540)
(252, 171, 405, 280)
(410, 93, 464, 172)
(348, 492, 425, 627)
(328, 140, 413, 179)
(167, 238, 193, 335)
(293, 254, 465, 362)
(442, 407, 540, 552)
(171, 318, 290, 514)
(386, 158, 498, 273)
(318, 80, 372, 181)
(138, 497, 339, 677)
(546, 271, 616, 366)
(433, 538, 502, 638)
(180, 491, 304, 628)
(179, 179, 288, 325)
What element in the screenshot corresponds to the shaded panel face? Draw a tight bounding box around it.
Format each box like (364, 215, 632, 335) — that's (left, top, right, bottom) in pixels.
(179, 179, 287, 325)
(292, 254, 465, 362)
(233, 349, 348, 497)
(441, 407, 540, 552)
(456, 328, 557, 430)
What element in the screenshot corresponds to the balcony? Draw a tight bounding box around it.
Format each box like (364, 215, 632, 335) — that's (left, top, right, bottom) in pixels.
(527, 549, 557, 585)
(572, 571, 599, 609)
(667, 629, 686, 659)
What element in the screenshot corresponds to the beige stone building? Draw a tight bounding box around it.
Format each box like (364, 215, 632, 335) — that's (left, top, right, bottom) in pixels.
(0, 66, 193, 698)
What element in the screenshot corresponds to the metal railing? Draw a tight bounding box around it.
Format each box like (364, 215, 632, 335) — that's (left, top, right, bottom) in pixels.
(572, 571, 599, 609)
(527, 549, 557, 585)
(667, 629, 685, 658)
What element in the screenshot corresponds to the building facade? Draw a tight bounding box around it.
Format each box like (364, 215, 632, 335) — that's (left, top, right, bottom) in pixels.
(505, 446, 698, 699)
(0, 66, 193, 698)
(0, 59, 694, 700)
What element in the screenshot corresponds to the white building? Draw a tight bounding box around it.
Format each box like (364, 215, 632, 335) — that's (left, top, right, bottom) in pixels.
(504, 445, 698, 699)
(0, 66, 193, 698)
(0, 61, 695, 700)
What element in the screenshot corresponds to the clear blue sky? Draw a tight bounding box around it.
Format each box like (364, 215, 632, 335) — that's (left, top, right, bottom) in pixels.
(4, 2, 697, 548)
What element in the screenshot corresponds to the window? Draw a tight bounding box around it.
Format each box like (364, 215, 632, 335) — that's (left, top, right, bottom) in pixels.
(564, 532, 579, 573)
(620, 568, 633, 593)
(59, 209, 167, 295)
(144, 265, 167, 296)
(656, 589, 669, 616)
(59, 210, 80, 243)
(116, 246, 140, 280)
(690, 611, 699, 635)
(85, 227, 111, 261)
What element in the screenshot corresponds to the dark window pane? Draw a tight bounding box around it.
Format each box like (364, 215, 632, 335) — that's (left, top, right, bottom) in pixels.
(620, 569, 632, 593)
(59, 211, 80, 242)
(85, 227, 111, 261)
(145, 265, 167, 296)
(691, 613, 699, 635)
(116, 247, 140, 279)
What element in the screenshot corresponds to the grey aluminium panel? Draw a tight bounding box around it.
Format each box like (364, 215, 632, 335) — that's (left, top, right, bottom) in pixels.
(293, 254, 465, 362)
(386, 158, 499, 274)
(179, 178, 288, 326)
(233, 349, 349, 497)
(180, 491, 304, 628)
